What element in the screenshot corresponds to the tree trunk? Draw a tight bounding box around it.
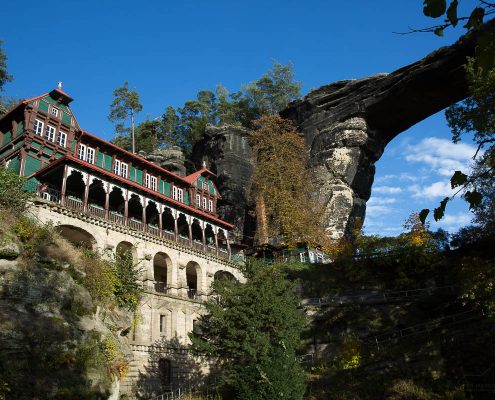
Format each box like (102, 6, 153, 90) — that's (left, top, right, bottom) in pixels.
(256, 193, 269, 245)
(131, 109, 135, 154)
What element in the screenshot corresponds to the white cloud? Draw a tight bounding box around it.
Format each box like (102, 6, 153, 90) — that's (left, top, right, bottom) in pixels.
(373, 186, 402, 194)
(367, 197, 397, 205)
(375, 173, 418, 183)
(410, 181, 455, 199)
(405, 137, 477, 177)
(367, 205, 394, 214)
(432, 212, 473, 232)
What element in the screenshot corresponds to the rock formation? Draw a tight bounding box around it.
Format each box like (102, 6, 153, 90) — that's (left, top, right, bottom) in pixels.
(143, 146, 188, 177)
(280, 23, 493, 237)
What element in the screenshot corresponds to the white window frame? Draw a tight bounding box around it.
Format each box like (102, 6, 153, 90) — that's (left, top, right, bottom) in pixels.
(172, 186, 178, 200)
(114, 159, 121, 175)
(145, 173, 150, 188)
(208, 199, 213, 212)
(120, 162, 128, 178)
(50, 106, 59, 117)
(78, 143, 87, 160)
(150, 176, 157, 191)
(33, 119, 44, 136)
(57, 131, 67, 147)
(202, 180, 209, 190)
(196, 194, 201, 207)
(86, 147, 95, 164)
(46, 125, 56, 142)
(300, 252, 307, 263)
(203, 197, 207, 209)
(159, 315, 166, 336)
(177, 188, 183, 202)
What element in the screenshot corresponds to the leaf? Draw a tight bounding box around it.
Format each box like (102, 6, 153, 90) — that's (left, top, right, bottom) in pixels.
(464, 7, 485, 30)
(446, 0, 458, 27)
(419, 209, 430, 225)
(450, 170, 468, 189)
(434, 27, 445, 37)
(433, 197, 449, 221)
(464, 190, 483, 209)
(423, 0, 447, 18)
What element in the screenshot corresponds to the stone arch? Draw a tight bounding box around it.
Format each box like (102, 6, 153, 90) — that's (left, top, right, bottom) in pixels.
(65, 170, 85, 200)
(57, 224, 96, 249)
(185, 261, 202, 299)
(153, 252, 172, 293)
(214, 270, 237, 282)
(109, 186, 125, 215)
(116, 241, 137, 263)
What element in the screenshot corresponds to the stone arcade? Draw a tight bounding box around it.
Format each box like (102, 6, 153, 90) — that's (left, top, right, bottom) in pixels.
(0, 88, 243, 397)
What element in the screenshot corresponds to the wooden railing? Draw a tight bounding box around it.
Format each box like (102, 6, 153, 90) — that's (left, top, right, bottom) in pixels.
(35, 185, 231, 260)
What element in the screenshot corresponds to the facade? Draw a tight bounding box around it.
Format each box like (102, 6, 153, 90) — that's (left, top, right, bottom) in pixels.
(0, 87, 244, 397)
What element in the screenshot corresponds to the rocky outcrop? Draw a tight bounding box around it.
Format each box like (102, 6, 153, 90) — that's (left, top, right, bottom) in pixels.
(142, 146, 188, 177)
(280, 22, 493, 237)
(191, 124, 255, 242)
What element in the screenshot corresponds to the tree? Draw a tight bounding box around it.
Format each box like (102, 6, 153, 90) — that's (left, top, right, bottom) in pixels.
(0, 39, 13, 92)
(249, 114, 325, 245)
(242, 61, 302, 116)
(189, 260, 306, 400)
(108, 82, 143, 154)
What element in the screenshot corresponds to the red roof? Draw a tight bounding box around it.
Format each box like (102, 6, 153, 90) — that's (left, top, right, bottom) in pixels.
(32, 154, 234, 229)
(184, 165, 216, 184)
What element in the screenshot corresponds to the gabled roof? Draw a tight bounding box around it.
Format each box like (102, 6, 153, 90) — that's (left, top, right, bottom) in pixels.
(31, 154, 234, 229)
(184, 165, 216, 184)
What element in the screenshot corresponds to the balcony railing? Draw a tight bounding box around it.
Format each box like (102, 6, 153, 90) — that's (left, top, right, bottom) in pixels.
(35, 185, 231, 260)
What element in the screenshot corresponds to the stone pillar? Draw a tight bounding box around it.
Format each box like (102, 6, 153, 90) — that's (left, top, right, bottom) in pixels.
(201, 221, 206, 251)
(142, 198, 147, 226)
(214, 233, 219, 256)
(187, 218, 192, 246)
(158, 204, 163, 237)
(124, 190, 129, 225)
(308, 117, 383, 239)
(60, 164, 69, 206)
(173, 215, 179, 242)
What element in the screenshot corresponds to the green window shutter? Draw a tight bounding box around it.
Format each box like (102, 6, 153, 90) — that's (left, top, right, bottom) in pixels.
(209, 181, 215, 195)
(38, 101, 49, 113)
(164, 182, 171, 196)
(104, 154, 113, 171)
(136, 169, 143, 184)
(97, 151, 104, 168)
(185, 191, 190, 205)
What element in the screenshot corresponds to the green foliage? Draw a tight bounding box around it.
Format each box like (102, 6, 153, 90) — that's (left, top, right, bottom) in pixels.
(113, 246, 142, 311)
(13, 216, 53, 256)
(80, 248, 116, 305)
(0, 39, 13, 92)
(189, 260, 306, 400)
(0, 167, 32, 212)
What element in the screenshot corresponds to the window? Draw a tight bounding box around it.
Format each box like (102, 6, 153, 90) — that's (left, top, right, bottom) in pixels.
(86, 147, 95, 164)
(196, 194, 201, 207)
(121, 162, 128, 178)
(114, 159, 128, 178)
(172, 186, 183, 202)
(45, 125, 56, 142)
(77, 144, 95, 163)
(203, 197, 207, 209)
(300, 252, 307, 263)
(78, 144, 87, 160)
(208, 199, 213, 212)
(159, 315, 166, 336)
(33, 119, 44, 136)
(57, 131, 67, 147)
(202, 180, 209, 190)
(50, 107, 59, 117)
(145, 173, 157, 191)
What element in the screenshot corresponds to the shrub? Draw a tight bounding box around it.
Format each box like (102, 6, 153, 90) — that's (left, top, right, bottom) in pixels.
(0, 167, 32, 212)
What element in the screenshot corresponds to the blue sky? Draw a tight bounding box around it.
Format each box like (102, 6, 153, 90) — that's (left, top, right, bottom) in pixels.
(1, 0, 480, 236)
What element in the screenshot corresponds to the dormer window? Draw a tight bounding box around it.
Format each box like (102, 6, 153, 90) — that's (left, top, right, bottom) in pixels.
(50, 107, 59, 117)
(145, 173, 157, 191)
(202, 180, 209, 191)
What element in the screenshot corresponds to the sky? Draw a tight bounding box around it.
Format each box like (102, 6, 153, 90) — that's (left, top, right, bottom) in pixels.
(1, 0, 481, 236)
